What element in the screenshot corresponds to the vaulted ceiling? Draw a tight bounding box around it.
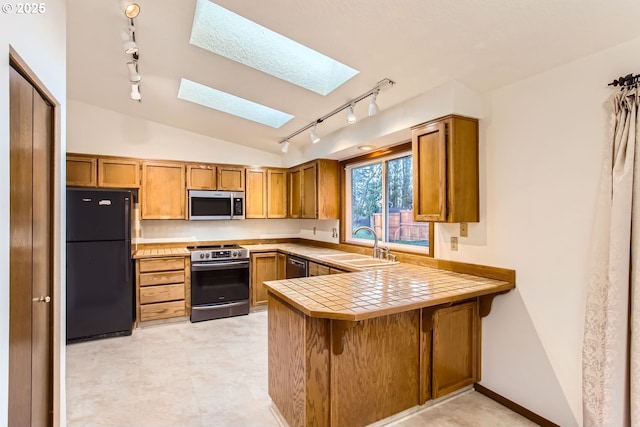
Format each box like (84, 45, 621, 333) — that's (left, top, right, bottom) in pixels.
(67, 0, 640, 154)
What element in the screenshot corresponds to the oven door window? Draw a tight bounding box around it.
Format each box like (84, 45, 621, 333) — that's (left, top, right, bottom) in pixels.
(191, 262, 249, 305)
(191, 197, 231, 218)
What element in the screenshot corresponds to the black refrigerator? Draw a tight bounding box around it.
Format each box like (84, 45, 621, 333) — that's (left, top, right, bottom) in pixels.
(66, 188, 133, 343)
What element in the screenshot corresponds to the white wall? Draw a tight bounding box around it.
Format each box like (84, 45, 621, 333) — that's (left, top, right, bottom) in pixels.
(67, 100, 285, 167)
(0, 2, 67, 426)
(438, 36, 640, 426)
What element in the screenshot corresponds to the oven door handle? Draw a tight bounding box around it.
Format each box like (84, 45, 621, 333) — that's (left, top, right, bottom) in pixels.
(191, 261, 249, 271)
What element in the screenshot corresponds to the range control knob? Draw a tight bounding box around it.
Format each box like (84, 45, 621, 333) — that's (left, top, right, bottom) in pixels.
(205, 253, 210, 259)
(199, 253, 205, 259)
(232, 250, 238, 257)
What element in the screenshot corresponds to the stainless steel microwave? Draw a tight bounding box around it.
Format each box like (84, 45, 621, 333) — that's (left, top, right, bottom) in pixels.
(188, 190, 245, 220)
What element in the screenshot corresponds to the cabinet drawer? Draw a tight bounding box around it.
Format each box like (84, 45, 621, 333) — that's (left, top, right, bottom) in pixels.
(139, 270, 185, 287)
(139, 257, 185, 273)
(140, 301, 186, 322)
(140, 283, 185, 304)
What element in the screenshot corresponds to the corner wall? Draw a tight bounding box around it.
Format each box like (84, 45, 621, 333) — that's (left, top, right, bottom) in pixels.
(0, 2, 67, 426)
(435, 37, 640, 425)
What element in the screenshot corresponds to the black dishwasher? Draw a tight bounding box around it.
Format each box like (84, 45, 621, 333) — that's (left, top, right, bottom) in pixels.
(286, 255, 308, 278)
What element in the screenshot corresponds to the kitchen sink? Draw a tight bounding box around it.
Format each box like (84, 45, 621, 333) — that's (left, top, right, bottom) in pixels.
(341, 258, 399, 268)
(317, 253, 371, 261)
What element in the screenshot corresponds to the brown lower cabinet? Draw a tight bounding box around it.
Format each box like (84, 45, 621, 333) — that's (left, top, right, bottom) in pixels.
(268, 296, 479, 427)
(250, 252, 279, 306)
(136, 256, 190, 323)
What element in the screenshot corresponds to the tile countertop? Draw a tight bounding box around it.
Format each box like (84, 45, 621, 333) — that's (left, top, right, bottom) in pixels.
(251, 244, 515, 322)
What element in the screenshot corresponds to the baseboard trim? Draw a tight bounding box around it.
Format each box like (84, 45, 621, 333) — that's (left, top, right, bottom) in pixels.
(474, 383, 560, 427)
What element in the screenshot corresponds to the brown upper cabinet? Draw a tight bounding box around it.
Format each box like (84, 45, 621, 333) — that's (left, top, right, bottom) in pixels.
(141, 161, 186, 219)
(412, 115, 479, 223)
(67, 155, 97, 187)
(187, 164, 216, 190)
(218, 166, 245, 191)
(245, 168, 267, 218)
(245, 168, 288, 219)
(66, 154, 140, 188)
(288, 159, 339, 219)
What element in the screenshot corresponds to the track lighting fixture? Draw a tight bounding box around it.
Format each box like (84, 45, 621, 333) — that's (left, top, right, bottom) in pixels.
(346, 104, 357, 124)
(281, 140, 290, 153)
(310, 124, 320, 144)
(277, 78, 395, 152)
(122, 27, 139, 55)
(127, 62, 141, 82)
(130, 83, 141, 101)
(123, 2, 140, 18)
(368, 90, 379, 116)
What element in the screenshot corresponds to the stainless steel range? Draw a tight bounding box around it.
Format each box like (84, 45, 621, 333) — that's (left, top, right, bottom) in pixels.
(188, 244, 250, 322)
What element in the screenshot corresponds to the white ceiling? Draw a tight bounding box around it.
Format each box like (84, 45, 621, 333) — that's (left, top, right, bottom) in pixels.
(67, 0, 640, 155)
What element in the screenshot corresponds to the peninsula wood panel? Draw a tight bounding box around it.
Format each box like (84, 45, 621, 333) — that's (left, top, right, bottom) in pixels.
(187, 164, 216, 190)
(331, 311, 420, 427)
(141, 161, 186, 219)
(305, 316, 330, 427)
(267, 169, 287, 218)
(218, 166, 245, 191)
(66, 155, 96, 187)
(268, 295, 306, 427)
(432, 301, 478, 398)
(251, 252, 277, 306)
(97, 158, 140, 188)
(246, 169, 267, 218)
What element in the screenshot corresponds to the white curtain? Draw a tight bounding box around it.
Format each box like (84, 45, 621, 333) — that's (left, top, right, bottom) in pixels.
(583, 87, 640, 426)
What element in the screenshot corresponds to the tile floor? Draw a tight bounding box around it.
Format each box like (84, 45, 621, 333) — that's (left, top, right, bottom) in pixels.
(66, 310, 538, 427)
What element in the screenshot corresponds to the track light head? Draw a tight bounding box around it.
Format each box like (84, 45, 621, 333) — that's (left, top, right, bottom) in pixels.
(346, 104, 356, 124)
(368, 91, 379, 116)
(127, 62, 141, 82)
(310, 124, 320, 144)
(123, 2, 140, 18)
(130, 83, 141, 101)
(281, 140, 290, 153)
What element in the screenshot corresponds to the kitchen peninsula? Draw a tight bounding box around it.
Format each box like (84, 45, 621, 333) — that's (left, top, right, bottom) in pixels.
(263, 262, 514, 427)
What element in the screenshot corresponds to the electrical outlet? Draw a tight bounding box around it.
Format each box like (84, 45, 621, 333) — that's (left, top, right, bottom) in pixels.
(460, 223, 468, 237)
(313, 226, 317, 235)
(451, 237, 458, 251)
(332, 228, 338, 238)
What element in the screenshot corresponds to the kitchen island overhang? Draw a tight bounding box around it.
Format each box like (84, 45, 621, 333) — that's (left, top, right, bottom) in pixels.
(264, 263, 514, 427)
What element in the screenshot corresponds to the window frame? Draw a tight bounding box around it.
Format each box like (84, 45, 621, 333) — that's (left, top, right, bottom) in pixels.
(340, 142, 434, 257)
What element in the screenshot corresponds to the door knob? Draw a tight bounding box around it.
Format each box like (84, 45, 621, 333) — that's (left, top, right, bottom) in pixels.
(32, 296, 51, 303)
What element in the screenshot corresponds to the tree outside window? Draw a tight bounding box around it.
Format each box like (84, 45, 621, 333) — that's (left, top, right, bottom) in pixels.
(347, 152, 430, 251)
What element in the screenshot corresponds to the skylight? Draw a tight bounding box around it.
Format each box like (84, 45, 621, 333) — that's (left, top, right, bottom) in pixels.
(189, 0, 359, 96)
(177, 78, 294, 128)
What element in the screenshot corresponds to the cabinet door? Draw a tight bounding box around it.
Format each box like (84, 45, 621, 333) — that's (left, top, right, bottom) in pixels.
(289, 168, 301, 218)
(276, 253, 286, 280)
(218, 166, 245, 191)
(432, 301, 478, 398)
(141, 161, 186, 219)
(98, 158, 140, 188)
(309, 261, 330, 277)
(66, 155, 97, 187)
(187, 164, 216, 190)
(301, 163, 317, 219)
(267, 169, 287, 218)
(251, 252, 277, 306)
(316, 159, 340, 219)
(246, 169, 267, 218)
(412, 121, 447, 222)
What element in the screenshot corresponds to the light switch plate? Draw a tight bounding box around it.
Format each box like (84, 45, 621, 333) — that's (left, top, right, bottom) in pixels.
(460, 223, 468, 237)
(451, 237, 458, 251)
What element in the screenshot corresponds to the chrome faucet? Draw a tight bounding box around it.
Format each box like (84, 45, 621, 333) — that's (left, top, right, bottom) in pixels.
(353, 226, 380, 258)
